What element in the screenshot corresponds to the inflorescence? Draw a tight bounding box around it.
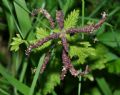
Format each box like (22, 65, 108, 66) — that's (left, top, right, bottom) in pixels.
(26, 8, 107, 80)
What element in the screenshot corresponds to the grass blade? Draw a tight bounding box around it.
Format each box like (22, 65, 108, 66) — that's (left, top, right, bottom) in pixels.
(89, 0, 107, 17)
(0, 64, 30, 95)
(29, 54, 45, 95)
(2, 0, 15, 45)
(13, 0, 34, 40)
(96, 78, 112, 95)
(0, 88, 10, 95)
(19, 60, 28, 82)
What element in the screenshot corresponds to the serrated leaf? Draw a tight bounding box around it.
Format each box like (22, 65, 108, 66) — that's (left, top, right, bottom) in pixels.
(36, 27, 49, 39)
(27, 27, 51, 52)
(70, 42, 96, 64)
(64, 10, 79, 29)
(10, 34, 26, 51)
(42, 73, 60, 95)
(40, 57, 61, 95)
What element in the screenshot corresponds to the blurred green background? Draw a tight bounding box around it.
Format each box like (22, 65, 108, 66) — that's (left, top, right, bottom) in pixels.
(0, 0, 120, 95)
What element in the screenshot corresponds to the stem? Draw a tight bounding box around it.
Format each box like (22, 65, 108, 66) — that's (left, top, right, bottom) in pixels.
(81, 0, 85, 39)
(81, 0, 85, 26)
(78, 69, 82, 95)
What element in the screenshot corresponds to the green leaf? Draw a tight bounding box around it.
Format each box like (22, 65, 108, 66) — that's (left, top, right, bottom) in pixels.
(1, 0, 15, 45)
(90, 87, 101, 95)
(42, 73, 60, 95)
(36, 27, 49, 39)
(64, 10, 79, 29)
(31, 27, 51, 51)
(29, 55, 45, 95)
(0, 88, 10, 95)
(107, 59, 120, 74)
(84, 74, 94, 81)
(10, 34, 26, 51)
(70, 42, 96, 64)
(90, 44, 118, 70)
(0, 64, 30, 95)
(113, 89, 120, 95)
(98, 31, 120, 48)
(58, 0, 74, 15)
(96, 78, 112, 95)
(40, 57, 61, 95)
(13, 0, 34, 40)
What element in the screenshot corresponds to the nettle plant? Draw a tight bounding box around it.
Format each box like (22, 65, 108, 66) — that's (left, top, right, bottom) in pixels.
(10, 8, 107, 93)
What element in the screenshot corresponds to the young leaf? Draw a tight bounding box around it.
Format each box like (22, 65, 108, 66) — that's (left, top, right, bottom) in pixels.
(69, 42, 96, 64)
(40, 58, 61, 95)
(10, 34, 26, 51)
(42, 73, 60, 95)
(64, 10, 79, 29)
(34, 27, 51, 51)
(35, 27, 49, 39)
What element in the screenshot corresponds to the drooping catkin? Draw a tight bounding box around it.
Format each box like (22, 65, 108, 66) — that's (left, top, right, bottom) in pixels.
(40, 51, 51, 73)
(56, 11, 64, 29)
(32, 8, 55, 28)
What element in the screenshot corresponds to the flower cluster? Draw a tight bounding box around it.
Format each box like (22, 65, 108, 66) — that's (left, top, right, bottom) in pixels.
(26, 8, 107, 80)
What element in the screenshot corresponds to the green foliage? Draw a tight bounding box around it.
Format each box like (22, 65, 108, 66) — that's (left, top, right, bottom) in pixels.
(90, 44, 118, 70)
(36, 27, 49, 39)
(98, 31, 120, 48)
(13, 0, 34, 39)
(34, 27, 51, 51)
(64, 10, 79, 29)
(10, 34, 26, 51)
(42, 73, 60, 95)
(107, 59, 120, 74)
(29, 55, 45, 95)
(113, 90, 120, 95)
(96, 78, 112, 95)
(0, 64, 30, 95)
(40, 57, 61, 95)
(58, 0, 75, 15)
(53, 9, 79, 33)
(1, 0, 120, 95)
(70, 42, 96, 64)
(2, 0, 15, 44)
(87, 87, 102, 95)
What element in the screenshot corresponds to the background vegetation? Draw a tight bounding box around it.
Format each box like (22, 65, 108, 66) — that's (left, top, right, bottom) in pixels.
(0, 0, 120, 95)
